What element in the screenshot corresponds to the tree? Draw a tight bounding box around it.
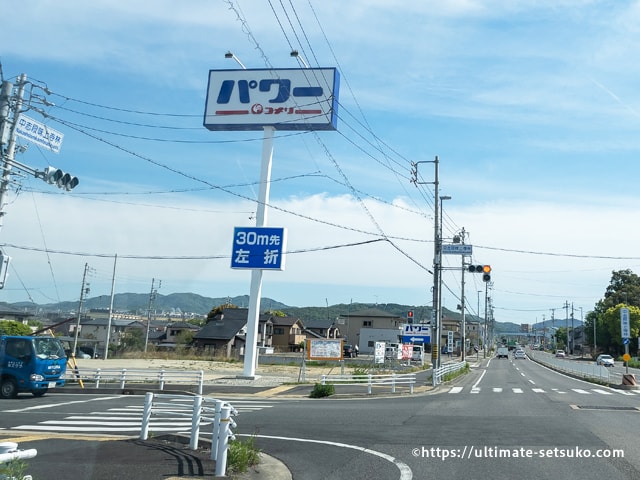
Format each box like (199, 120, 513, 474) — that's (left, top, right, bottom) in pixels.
(207, 303, 238, 322)
(0, 320, 32, 336)
(585, 269, 640, 355)
(554, 327, 567, 349)
(121, 328, 145, 351)
(600, 304, 640, 356)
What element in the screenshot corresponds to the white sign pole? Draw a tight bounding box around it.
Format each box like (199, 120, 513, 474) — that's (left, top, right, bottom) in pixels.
(242, 126, 275, 378)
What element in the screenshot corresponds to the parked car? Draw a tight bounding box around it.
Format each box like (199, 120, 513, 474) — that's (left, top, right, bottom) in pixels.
(514, 349, 526, 360)
(343, 344, 357, 358)
(596, 354, 615, 367)
(555, 350, 566, 358)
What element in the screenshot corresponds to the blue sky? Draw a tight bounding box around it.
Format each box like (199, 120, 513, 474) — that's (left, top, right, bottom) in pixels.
(2, 1, 640, 324)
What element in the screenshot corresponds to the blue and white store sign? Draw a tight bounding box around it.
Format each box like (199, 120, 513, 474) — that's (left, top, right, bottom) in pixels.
(231, 227, 287, 270)
(203, 68, 339, 131)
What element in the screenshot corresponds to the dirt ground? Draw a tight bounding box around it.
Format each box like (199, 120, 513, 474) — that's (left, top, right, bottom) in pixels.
(71, 356, 342, 383)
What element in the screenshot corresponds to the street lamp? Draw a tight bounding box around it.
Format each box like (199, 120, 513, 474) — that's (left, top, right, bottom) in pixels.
(290, 50, 310, 68)
(225, 51, 246, 69)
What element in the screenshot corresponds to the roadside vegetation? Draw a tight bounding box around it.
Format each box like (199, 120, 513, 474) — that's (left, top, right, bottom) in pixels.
(227, 436, 262, 475)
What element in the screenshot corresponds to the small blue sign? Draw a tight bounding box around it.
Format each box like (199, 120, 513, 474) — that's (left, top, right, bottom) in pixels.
(623, 337, 630, 345)
(231, 227, 287, 270)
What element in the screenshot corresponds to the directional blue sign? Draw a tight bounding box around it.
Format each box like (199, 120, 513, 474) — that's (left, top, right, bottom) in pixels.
(231, 227, 287, 270)
(623, 338, 630, 345)
(402, 324, 431, 344)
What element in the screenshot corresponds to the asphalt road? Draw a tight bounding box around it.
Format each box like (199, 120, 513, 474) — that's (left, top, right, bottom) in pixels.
(2, 353, 640, 479)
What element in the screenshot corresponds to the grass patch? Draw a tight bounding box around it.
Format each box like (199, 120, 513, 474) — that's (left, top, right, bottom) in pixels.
(0, 459, 27, 479)
(227, 436, 262, 474)
(442, 362, 470, 382)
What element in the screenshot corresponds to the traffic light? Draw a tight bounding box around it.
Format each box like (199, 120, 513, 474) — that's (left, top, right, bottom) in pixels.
(407, 310, 414, 324)
(43, 166, 79, 191)
(469, 264, 491, 282)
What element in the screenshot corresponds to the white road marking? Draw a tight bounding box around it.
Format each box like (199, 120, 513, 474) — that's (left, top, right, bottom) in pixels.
(241, 434, 413, 480)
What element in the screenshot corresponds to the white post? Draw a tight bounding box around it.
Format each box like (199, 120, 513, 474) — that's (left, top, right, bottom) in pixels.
(140, 392, 154, 440)
(242, 126, 275, 378)
(215, 406, 232, 477)
(189, 395, 203, 450)
(211, 400, 225, 461)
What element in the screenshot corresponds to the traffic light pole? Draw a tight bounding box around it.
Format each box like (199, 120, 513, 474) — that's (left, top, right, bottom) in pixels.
(0, 75, 27, 236)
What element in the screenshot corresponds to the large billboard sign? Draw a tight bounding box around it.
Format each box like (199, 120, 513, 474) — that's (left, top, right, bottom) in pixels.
(203, 68, 339, 131)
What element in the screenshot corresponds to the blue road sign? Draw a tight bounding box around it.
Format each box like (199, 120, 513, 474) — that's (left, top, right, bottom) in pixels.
(402, 324, 431, 344)
(231, 227, 287, 270)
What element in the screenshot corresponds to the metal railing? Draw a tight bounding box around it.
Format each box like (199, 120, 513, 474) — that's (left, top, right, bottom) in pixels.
(527, 350, 611, 382)
(433, 361, 467, 385)
(65, 368, 205, 394)
(319, 372, 417, 394)
(139, 393, 237, 478)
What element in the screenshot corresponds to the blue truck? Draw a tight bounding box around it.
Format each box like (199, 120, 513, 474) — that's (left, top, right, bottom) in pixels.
(0, 335, 67, 398)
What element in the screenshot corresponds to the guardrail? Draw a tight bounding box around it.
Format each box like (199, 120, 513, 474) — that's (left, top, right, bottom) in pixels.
(65, 368, 205, 394)
(527, 350, 611, 382)
(139, 393, 237, 478)
(433, 361, 467, 385)
(320, 372, 417, 394)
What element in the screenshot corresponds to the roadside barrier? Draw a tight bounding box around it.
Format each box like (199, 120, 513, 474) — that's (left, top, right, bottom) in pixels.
(319, 372, 417, 394)
(433, 361, 467, 385)
(527, 350, 610, 382)
(139, 393, 237, 478)
(64, 368, 205, 394)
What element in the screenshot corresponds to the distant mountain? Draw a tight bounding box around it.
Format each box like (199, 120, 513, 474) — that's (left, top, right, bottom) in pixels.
(4, 293, 288, 317)
(2, 293, 527, 334)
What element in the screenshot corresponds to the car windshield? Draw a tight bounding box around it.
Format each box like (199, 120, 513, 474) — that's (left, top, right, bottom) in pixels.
(33, 337, 66, 359)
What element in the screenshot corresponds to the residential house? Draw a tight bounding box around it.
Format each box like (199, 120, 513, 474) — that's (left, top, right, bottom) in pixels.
(270, 315, 306, 352)
(160, 321, 200, 348)
(302, 318, 340, 340)
(192, 308, 274, 357)
(338, 307, 406, 349)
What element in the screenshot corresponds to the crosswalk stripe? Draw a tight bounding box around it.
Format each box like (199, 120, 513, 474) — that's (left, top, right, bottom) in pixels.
(448, 386, 463, 394)
(532, 388, 545, 393)
(512, 388, 523, 394)
(571, 389, 591, 394)
(492, 387, 502, 393)
(592, 389, 613, 395)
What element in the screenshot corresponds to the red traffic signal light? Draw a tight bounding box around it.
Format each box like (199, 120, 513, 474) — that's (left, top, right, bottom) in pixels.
(407, 310, 414, 323)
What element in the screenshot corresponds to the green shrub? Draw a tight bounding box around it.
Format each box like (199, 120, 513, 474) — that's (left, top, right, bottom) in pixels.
(309, 383, 335, 398)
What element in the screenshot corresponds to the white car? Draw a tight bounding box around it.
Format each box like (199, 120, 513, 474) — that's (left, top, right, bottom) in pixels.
(514, 350, 526, 360)
(596, 354, 614, 367)
(555, 350, 566, 358)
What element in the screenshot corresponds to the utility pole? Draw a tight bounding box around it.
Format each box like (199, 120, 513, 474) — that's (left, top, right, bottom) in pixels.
(72, 263, 90, 356)
(564, 300, 570, 353)
(144, 278, 161, 353)
(459, 228, 467, 362)
(104, 254, 118, 360)
(411, 155, 441, 383)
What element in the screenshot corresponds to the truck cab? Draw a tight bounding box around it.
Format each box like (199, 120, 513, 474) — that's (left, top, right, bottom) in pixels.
(0, 335, 67, 399)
